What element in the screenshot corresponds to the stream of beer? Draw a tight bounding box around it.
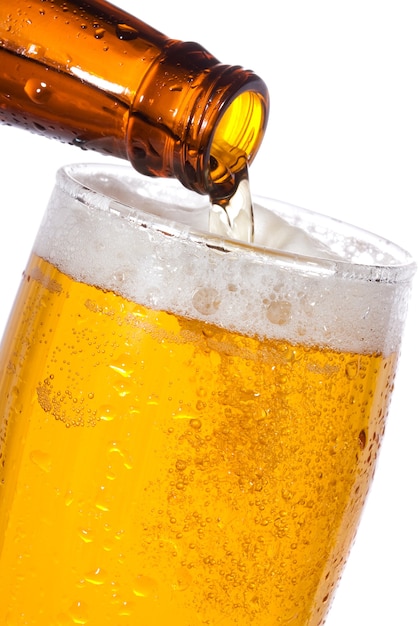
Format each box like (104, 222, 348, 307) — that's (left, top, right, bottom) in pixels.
(209, 165, 254, 243)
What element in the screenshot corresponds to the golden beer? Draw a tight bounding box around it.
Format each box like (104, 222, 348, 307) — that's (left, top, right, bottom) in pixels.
(0, 164, 414, 625)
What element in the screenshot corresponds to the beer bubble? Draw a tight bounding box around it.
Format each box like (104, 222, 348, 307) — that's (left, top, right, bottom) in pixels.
(175, 459, 187, 471)
(189, 418, 202, 430)
(36, 382, 52, 412)
(266, 300, 292, 325)
(24, 78, 52, 104)
(192, 288, 220, 316)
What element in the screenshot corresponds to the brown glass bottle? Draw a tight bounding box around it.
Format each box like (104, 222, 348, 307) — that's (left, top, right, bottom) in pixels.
(0, 0, 269, 199)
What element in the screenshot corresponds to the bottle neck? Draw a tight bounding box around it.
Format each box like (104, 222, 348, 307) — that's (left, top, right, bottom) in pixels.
(127, 40, 269, 197)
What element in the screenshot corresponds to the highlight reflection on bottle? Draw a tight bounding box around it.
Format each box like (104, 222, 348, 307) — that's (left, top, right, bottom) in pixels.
(0, 164, 415, 625)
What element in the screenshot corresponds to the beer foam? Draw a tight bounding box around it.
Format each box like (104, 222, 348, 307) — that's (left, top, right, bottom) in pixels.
(34, 164, 415, 355)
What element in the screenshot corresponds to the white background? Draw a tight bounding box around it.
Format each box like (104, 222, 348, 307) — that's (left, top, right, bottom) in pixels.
(1, 1, 418, 623)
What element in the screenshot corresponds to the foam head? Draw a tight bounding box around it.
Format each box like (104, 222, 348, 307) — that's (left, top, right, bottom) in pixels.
(35, 163, 416, 355)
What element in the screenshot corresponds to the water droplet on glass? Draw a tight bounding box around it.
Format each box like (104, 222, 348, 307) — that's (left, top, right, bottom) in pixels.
(173, 566, 193, 591)
(78, 528, 94, 543)
(69, 600, 89, 624)
(94, 27, 105, 39)
(85, 567, 107, 585)
(98, 405, 115, 422)
(64, 490, 74, 506)
(29, 449, 52, 472)
(133, 574, 158, 598)
(109, 355, 134, 378)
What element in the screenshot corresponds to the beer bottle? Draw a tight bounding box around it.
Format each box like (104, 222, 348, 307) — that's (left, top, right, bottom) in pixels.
(0, 0, 269, 199)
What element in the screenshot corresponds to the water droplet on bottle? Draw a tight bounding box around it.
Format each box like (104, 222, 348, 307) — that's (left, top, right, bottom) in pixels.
(94, 27, 105, 39)
(72, 137, 87, 149)
(24, 78, 52, 104)
(116, 23, 138, 40)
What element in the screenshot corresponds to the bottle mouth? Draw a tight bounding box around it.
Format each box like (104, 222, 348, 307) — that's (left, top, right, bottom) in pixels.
(209, 91, 267, 185)
(127, 40, 269, 198)
(207, 89, 268, 200)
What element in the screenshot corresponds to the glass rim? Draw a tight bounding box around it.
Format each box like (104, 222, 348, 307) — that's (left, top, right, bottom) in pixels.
(57, 162, 416, 285)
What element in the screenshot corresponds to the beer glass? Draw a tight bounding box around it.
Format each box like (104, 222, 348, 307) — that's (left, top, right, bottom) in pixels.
(0, 163, 415, 625)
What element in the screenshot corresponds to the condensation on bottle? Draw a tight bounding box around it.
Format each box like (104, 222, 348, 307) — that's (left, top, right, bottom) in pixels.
(0, 0, 269, 201)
